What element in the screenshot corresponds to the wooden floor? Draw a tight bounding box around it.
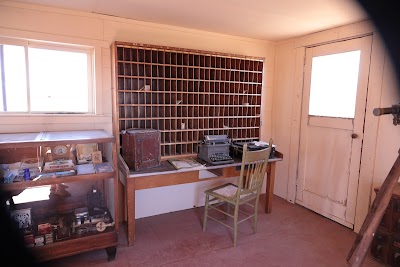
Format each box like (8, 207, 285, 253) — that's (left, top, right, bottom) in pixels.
(41, 195, 384, 267)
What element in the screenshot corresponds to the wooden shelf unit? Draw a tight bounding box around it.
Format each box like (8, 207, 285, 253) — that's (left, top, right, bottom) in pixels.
(0, 130, 119, 262)
(112, 42, 264, 157)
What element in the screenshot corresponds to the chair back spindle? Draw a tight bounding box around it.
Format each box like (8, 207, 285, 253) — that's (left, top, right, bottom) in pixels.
(236, 139, 273, 201)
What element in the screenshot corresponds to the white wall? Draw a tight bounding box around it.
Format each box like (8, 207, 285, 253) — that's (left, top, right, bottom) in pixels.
(0, 4, 113, 134)
(273, 20, 400, 232)
(271, 41, 297, 203)
(372, 53, 400, 193)
(0, 1, 276, 218)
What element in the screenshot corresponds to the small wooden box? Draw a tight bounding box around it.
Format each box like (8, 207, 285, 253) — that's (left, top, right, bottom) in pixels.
(121, 129, 161, 171)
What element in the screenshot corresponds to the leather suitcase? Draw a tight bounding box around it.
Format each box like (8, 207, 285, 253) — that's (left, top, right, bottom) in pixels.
(121, 129, 161, 171)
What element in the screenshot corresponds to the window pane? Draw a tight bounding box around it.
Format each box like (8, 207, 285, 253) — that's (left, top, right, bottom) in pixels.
(308, 51, 361, 118)
(2, 45, 28, 112)
(28, 47, 89, 112)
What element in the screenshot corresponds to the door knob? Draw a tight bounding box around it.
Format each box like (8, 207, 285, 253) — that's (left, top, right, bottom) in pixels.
(351, 133, 358, 139)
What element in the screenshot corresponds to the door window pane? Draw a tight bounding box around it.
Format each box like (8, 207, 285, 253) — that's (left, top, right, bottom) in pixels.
(309, 51, 361, 118)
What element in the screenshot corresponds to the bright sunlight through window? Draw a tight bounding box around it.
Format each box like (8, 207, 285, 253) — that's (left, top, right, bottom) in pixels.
(1, 45, 27, 112)
(0, 41, 93, 114)
(309, 50, 361, 118)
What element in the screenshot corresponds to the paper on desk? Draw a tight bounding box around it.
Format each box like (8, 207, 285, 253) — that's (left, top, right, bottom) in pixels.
(168, 158, 206, 171)
(199, 170, 219, 179)
(253, 141, 276, 147)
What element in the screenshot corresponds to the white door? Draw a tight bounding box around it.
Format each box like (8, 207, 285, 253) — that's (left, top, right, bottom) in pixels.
(296, 36, 372, 228)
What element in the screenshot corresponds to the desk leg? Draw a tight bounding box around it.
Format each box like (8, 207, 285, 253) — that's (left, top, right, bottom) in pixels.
(127, 179, 135, 246)
(265, 162, 276, 214)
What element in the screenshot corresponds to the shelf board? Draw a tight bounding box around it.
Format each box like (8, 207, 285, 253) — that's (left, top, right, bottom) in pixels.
(1, 172, 114, 192)
(117, 89, 262, 95)
(117, 76, 262, 83)
(33, 230, 118, 262)
(0, 130, 115, 149)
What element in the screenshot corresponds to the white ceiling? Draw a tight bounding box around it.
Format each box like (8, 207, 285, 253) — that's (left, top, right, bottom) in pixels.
(8, 0, 369, 41)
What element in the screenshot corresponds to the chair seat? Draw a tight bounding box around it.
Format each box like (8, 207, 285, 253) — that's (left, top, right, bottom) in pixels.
(213, 184, 238, 198)
(207, 183, 255, 200)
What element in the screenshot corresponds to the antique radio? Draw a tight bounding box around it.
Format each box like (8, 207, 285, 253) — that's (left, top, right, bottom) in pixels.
(74, 207, 89, 226)
(197, 135, 234, 165)
(121, 128, 161, 171)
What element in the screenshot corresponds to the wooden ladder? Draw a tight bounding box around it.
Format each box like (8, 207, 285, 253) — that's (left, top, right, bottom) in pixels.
(347, 150, 400, 266)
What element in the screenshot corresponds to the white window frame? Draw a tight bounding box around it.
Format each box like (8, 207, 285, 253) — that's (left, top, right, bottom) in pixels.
(0, 37, 95, 114)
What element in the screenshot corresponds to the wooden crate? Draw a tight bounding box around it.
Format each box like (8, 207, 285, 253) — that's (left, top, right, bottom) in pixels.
(121, 129, 161, 171)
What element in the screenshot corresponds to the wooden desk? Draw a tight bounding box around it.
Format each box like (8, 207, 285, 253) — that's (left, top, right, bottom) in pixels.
(118, 152, 283, 246)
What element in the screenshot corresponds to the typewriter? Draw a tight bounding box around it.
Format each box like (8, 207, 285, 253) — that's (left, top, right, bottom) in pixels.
(197, 135, 234, 165)
(231, 141, 276, 158)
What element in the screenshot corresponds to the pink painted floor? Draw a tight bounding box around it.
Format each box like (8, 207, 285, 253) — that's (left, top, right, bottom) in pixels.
(42, 195, 384, 267)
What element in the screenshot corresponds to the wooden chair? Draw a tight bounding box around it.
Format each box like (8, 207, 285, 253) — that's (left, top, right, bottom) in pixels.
(202, 139, 273, 246)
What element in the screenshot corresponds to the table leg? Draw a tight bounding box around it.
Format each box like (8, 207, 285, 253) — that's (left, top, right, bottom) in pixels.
(106, 246, 117, 261)
(127, 179, 135, 246)
(265, 162, 276, 214)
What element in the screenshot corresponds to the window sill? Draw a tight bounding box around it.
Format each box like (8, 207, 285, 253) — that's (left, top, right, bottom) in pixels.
(0, 114, 111, 125)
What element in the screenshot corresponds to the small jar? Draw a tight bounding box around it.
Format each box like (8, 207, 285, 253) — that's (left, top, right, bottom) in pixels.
(23, 168, 31, 181)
